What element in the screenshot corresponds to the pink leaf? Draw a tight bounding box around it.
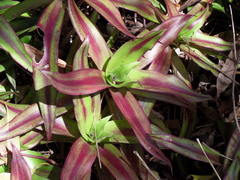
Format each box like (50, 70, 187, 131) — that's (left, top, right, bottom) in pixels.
(110, 88, 172, 169)
(42, 69, 110, 95)
(61, 138, 97, 180)
(11, 144, 32, 180)
(99, 145, 138, 179)
(85, 0, 134, 37)
(68, 0, 111, 70)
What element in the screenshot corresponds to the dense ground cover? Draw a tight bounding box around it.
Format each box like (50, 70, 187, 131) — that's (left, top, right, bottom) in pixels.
(0, 0, 240, 179)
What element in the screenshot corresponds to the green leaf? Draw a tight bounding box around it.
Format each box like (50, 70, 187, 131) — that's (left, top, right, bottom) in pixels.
(179, 44, 221, 76)
(101, 120, 138, 143)
(0, 16, 33, 72)
(2, 0, 52, 21)
(190, 32, 233, 51)
(106, 30, 165, 73)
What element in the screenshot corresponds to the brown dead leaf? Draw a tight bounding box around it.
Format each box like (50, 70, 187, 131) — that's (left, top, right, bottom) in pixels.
(216, 39, 240, 97)
(24, 44, 69, 69)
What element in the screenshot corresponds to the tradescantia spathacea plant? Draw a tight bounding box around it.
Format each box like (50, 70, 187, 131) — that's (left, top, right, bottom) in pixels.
(0, 0, 235, 179)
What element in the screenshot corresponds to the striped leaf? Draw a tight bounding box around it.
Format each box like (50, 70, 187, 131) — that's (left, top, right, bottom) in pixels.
(61, 138, 97, 180)
(110, 88, 172, 169)
(42, 69, 109, 96)
(150, 134, 221, 165)
(111, 0, 159, 23)
(11, 144, 32, 180)
(127, 69, 211, 103)
(33, 0, 65, 140)
(68, 0, 111, 70)
(85, 0, 134, 37)
(0, 16, 32, 72)
(99, 145, 138, 179)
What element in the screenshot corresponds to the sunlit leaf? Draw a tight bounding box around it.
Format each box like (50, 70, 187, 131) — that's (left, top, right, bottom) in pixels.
(68, 0, 111, 70)
(61, 138, 97, 180)
(106, 30, 165, 73)
(42, 69, 110, 96)
(110, 88, 172, 169)
(101, 120, 138, 143)
(190, 32, 233, 51)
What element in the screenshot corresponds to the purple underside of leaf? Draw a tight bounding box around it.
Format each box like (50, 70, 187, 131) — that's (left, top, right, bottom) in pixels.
(85, 0, 134, 38)
(61, 138, 97, 180)
(99, 146, 139, 179)
(127, 70, 211, 103)
(41, 69, 110, 95)
(150, 134, 221, 165)
(11, 144, 32, 180)
(110, 88, 172, 169)
(68, 0, 111, 70)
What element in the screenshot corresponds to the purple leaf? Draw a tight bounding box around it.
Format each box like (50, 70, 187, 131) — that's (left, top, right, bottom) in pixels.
(143, 14, 191, 63)
(85, 0, 134, 38)
(61, 138, 97, 180)
(127, 70, 211, 103)
(33, 0, 65, 140)
(99, 145, 138, 179)
(68, 0, 111, 70)
(11, 144, 32, 180)
(41, 69, 110, 95)
(0, 102, 72, 141)
(110, 88, 172, 169)
(164, 0, 179, 17)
